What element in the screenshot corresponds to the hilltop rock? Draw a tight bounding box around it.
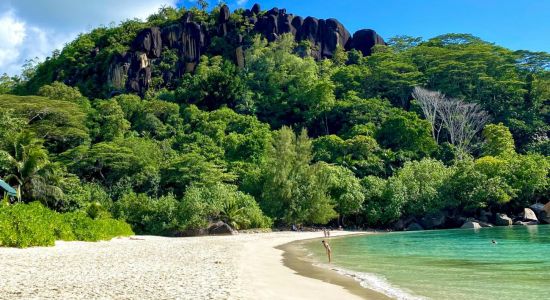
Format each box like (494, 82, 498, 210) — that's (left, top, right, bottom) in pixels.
(108, 3, 385, 95)
(348, 29, 386, 56)
(132, 27, 162, 58)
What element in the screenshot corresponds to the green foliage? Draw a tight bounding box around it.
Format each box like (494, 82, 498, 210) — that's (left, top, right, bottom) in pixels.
(361, 176, 398, 226)
(0, 95, 89, 153)
(258, 127, 337, 225)
(390, 159, 453, 216)
(377, 115, 437, 160)
(244, 34, 336, 129)
(181, 183, 272, 230)
(318, 163, 364, 223)
(482, 123, 516, 157)
(0, 202, 132, 248)
(113, 193, 180, 235)
(2, 6, 548, 232)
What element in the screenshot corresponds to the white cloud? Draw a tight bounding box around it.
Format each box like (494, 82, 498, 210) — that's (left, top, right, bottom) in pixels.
(236, 0, 249, 6)
(0, 11, 26, 75)
(0, 0, 177, 76)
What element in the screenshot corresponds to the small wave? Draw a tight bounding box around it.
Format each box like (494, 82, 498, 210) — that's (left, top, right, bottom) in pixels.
(314, 263, 427, 300)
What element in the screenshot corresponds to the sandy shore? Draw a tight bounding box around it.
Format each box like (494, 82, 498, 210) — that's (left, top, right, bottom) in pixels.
(0, 231, 376, 299)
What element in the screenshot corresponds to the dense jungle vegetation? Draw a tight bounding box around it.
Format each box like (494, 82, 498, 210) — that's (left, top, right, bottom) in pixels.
(0, 5, 548, 245)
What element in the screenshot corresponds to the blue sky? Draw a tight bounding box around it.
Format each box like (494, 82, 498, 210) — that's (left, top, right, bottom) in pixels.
(179, 0, 550, 52)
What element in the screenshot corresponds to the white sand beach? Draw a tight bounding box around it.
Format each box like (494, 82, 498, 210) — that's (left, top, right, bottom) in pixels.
(0, 231, 366, 300)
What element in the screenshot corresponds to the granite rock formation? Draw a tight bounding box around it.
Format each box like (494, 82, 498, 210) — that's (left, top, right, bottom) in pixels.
(108, 3, 385, 95)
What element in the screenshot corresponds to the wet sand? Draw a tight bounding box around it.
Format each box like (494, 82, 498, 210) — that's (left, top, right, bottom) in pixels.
(278, 235, 392, 300)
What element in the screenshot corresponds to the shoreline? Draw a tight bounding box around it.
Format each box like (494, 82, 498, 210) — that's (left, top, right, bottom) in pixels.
(277, 234, 392, 300)
(0, 231, 386, 299)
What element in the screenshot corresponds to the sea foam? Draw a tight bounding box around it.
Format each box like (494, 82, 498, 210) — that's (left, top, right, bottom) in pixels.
(314, 263, 427, 300)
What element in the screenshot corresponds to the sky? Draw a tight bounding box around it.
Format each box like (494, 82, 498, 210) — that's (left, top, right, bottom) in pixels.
(1, 0, 549, 76)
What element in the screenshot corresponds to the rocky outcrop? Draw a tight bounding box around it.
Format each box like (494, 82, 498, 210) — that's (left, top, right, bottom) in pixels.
(405, 222, 424, 231)
(461, 221, 481, 229)
(541, 202, 550, 224)
(420, 211, 446, 229)
(513, 220, 539, 226)
(107, 3, 385, 95)
(521, 208, 538, 222)
(208, 221, 236, 235)
(349, 29, 386, 56)
(530, 203, 550, 224)
(494, 213, 513, 226)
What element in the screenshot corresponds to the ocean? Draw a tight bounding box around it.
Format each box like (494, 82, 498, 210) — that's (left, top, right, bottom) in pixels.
(303, 225, 550, 300)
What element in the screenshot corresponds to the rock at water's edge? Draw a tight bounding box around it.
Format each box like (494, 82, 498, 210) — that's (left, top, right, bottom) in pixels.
(461, 221, 482, 229)
(405, 222, 424, 231)
(521, 208, 538, 222)
(494, 213, 513, 226)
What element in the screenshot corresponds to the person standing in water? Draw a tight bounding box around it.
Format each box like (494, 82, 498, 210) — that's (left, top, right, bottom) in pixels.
(321, 240, 332, 263)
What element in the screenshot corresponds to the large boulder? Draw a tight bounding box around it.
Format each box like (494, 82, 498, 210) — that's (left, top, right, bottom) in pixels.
(461, 221, 482, 229)
(132, 27, 162, 58)
(494, 213, 513, 226)
(405, 222, 424, 231)
(348, 29, 385, 56)
(420, 211, 446, 229)
(208, 221, 236, 235)
(540, 202, 550, 224)
(251, 3, 261, 15)
(521, 208, 538, 222)
(218, 5, 230, 23)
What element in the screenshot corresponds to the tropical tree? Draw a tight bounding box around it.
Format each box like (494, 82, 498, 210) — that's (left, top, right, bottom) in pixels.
(0, 133, 64, 206)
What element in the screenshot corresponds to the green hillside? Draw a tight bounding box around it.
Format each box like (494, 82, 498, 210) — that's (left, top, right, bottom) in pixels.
(0, 4, 549, 244)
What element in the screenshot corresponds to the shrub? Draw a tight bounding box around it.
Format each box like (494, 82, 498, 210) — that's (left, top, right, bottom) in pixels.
(113, 193, 180, 235)
(180, 183, 272, 230)
(0, 202, 133, 248)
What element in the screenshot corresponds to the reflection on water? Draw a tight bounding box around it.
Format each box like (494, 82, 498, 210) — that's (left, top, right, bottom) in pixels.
(304, 225, 550, 300)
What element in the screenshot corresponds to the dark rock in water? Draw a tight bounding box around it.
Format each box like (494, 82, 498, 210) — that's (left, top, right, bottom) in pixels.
(348, 29, 386, 56)
(539, 202, 550, 224)
(521, 208, 538, 222)
(514, 220, 539, 226)
(392, 219, 405, 231)
(461, 221, 481, 229)
(406, 222, 424, 231)
(420, 211, 446, 229)
(475, 220, 494, 228)
(208, 221, 236, 235)
(494, 213, 513, 226)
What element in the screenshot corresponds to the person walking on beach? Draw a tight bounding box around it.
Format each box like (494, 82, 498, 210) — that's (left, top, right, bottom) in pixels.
(321, 240, 332, 263)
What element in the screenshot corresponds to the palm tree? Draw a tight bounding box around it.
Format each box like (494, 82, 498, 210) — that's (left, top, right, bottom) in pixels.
(0, 132, 63, 205)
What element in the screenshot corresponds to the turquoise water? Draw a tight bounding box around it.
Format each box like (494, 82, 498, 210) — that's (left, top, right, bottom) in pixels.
(304, 225, 550, 300)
